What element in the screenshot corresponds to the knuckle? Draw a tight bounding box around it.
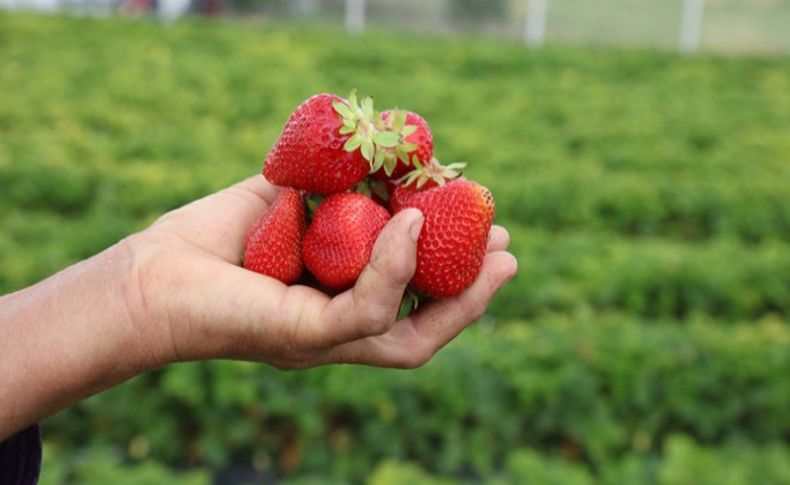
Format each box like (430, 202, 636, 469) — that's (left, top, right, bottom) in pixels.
(351, 318, 389, 341)
(368, 249, 388, 275)
(391, 266, 415, 287)
(368, 242, 413, 287)
(336, 314, 388, 344)
(363, 304, 393, 332)
(351, 295, 394, 337)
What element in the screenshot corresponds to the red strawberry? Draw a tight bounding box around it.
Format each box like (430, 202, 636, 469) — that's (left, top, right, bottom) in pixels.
(303, 193, 391, 291)
(243, 187, 305, 284)
(372, 110, 433, 181)
(263, 92, 378, 195)
(392, 178, 495, 298)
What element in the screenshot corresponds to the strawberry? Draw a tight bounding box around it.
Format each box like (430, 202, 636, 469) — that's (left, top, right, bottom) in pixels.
(243, 187, 305, 284)
(263, 92, 369, 195)
(263, 91, 417, 195)
(303, 192, 391, 291)
(391, 174, 494, 298)
(372, 110, 434, 181)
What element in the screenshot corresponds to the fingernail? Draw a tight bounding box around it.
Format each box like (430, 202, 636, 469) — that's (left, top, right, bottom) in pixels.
(407, 210, 424, 242)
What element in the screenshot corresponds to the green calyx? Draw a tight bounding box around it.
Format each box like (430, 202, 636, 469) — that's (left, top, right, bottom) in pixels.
(371, 109, 420, 176)
(333, 93, 419, 176)
(398, 157, 466, 189)
(334, 90, 378, 162)
(397, 289, 421, 320)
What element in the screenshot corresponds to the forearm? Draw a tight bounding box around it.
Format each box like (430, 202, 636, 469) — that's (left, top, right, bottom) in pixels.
(0, 238, 166, 440)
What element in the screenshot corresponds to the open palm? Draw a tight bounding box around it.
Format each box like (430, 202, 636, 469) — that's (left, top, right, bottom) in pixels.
(130, 175, 517, 369)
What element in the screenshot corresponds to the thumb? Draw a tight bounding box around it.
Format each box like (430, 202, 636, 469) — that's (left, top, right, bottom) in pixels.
(320, 208, 424, 345)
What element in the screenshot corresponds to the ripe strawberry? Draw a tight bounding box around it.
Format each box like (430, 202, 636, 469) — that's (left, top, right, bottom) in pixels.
(243, 187, 305, 284)
(263, 92, 377, 195)
(372, 110, 433, 181)
(303, 193, 391, 291)
(392, 178, 495, 298)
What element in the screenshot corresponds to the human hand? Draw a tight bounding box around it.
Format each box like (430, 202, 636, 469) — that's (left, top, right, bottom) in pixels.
(0, 174, 515, 437)
(127, 175, 517, 370)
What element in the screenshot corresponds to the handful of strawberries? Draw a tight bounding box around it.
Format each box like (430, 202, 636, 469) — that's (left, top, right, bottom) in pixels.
(243, 91, 495, 316)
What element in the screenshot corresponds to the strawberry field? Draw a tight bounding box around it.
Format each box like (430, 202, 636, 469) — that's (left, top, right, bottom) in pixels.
(2, 13, 790, 484)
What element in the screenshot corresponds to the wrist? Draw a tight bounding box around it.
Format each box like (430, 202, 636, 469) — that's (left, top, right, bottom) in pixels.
(117, 230, 181, 369)
(0, 233, 172, 435)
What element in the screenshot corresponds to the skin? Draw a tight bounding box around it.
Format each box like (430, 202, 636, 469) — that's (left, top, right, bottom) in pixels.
(0, 175, 516, 441)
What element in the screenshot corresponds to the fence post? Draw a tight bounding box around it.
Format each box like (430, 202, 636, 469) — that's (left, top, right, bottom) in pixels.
(524, 0, 548, 47)
(345, 0, 365, 34)
(679, 0, 705, 53)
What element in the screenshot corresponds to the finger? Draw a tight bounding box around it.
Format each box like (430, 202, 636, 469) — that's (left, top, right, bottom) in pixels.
(154, 175, 283, 263)
(410, 250, 517, 344)
(319, 209, 424, 346)
(227, 175, 283, 207)
(323, 250, 517, 368)
(487, 225, 510, 252)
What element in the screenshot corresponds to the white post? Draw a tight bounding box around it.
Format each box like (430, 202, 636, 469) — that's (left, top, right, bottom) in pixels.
(345, 0, 365, 34)
(679, 0, 705, 53)
(524, 0, 548, 47)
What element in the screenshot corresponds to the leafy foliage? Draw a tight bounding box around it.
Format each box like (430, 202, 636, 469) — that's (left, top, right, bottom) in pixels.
(370, 436, 790, 485)
(1, 12, 789, 484)
(42, 318, 790, 482)
(40, 444, 210, 485)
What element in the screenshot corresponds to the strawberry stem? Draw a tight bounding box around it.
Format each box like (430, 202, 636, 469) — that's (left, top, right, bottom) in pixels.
(398, 157, 466, 188)
(397, 289, 421, 320)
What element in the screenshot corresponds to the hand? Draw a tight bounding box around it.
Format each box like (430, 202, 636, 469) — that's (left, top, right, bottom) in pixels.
(128, 175, 517, 370)
(0, 174, 516, 438)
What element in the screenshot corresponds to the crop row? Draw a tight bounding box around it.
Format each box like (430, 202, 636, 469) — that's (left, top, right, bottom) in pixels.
(40, 435, 790, 484)
(44, 317, 790, 482)
(490, 169, 790, 242)
(2, 156, 788, 243)
(494, 228, 790, 320)
(369, 435, 790, 485)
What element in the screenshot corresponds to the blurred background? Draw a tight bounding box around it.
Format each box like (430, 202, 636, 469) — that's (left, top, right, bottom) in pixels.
(1, 1, 789, 484)
(3, 0, 790, 54)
